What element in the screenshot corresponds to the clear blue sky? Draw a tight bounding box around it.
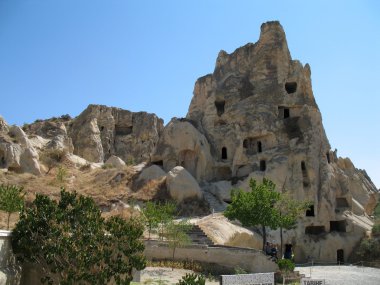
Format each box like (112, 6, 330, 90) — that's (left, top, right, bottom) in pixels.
(0, 0, 379, 188)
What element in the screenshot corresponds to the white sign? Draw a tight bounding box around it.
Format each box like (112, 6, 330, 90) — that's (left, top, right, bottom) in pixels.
(221, 272, 274, 285)
(300, 278, 325, 285)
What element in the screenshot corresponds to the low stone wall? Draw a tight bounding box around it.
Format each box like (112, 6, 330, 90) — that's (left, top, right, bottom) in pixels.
(0, 230, 21, 285)
(144, 240, 278, 273)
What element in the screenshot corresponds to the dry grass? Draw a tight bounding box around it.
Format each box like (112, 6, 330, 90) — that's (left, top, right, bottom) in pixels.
(0, 161, 143, 229)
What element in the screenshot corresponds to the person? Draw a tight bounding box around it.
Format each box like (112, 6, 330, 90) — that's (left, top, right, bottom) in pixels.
(271, 244, 278, 260)
(265, 242, 271, 255)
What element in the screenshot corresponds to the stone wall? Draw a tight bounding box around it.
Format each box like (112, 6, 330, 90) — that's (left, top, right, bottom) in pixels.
(144, 240, 278, 273)
(0, 231, 21, 285)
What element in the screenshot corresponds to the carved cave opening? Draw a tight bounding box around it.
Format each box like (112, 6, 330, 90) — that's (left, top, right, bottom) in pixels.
(0, 150, 5, 168)
(330, 220, 346, 233)
(260, 160, 266, 171)
(100, 126, 105, 131)
(152, 160, 164, 166)
(115, 125, 133, 136)
(326, 152, 331, 164)
(336, 197, 349, 208)
(337, 249, 344, 264)
(257, 141, 262, 153)
(306, 205, 315, 217)
(221, 147, 227, 160)
(285, 82, 297, 94)
(284, 108, 290, 119)
(215, 100, 225, 116)
(305, 226, 326, 235)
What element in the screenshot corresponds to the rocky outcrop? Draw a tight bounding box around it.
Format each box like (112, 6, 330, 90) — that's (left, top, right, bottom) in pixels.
(151, 118, 213, 182)
(0, 125, 41, 175)
(153, 21, 378, 262)
(69, 105, 164, 164)
(166, 166, 202, 202)
(105, 155, 126, 169)
(137, 165, 166, 184)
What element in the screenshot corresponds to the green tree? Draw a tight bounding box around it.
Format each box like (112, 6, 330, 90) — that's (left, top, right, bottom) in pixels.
(157, 202, 177, 240)
(12, 189, 146, 285)
(224, 178, 281, 251)
(142, 201, 160, 240)
(276, 193, 311, 258)
(0, 184, 25, 230)
(177, 273, 205, 285)
(165, 219, 192, 270)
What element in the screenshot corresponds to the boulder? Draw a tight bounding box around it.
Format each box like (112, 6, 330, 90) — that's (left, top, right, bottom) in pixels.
(137, 165, 166, 184)
(166, 166, 202, 202)
(105, 155, 126, 169)
(151, 118, 213, 182)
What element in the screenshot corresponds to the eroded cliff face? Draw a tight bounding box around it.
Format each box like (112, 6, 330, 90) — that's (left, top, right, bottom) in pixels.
(153, 21, 379, 262)
(67, 105, 164, 164)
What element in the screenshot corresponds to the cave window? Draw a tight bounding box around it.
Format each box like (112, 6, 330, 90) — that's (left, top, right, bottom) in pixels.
(301, 161, 310, 188)
(243, 139, 248, 149)
(330, 220, 346, 232)
(100, 126, 105, 131)
(326, 152, 331, 164)
(115, 125, 133, 136)
(285, 82, 297, 94)
(284, 108, 290, 119)
(306, 205, 315, 217)
(260, 160, 266, 171)
(305, 225, 325, 235)
(257, 141, 262, 153)
(301, 161, 306, 171)
(215, 100, 225, 116)
(222, 147, 227, 160)
(152, 160, 163, 166)
(0, 156, 5, 168)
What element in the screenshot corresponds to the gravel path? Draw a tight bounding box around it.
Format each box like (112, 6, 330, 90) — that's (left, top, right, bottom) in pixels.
(296, 265, 380, 285)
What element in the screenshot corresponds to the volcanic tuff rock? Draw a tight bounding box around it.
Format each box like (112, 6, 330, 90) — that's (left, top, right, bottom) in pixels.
(166, 166, 202, 202)
(69, 104, 164, 164)
(153, 21, 378, 262)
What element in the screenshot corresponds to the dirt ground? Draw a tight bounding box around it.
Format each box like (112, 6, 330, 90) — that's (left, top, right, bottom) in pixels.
(296, 265, 380, 285)
(137, 267, 219, 285)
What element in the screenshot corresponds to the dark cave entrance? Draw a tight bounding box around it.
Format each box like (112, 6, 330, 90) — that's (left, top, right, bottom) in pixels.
(215, 100, 225, 116)
(222, 147, 227, 160)
(285, 82, 297, 94)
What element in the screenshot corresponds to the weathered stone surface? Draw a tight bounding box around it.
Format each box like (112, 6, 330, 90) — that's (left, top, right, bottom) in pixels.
(208, 180, 233, 202)
(166, 166, 202, 202)
(105, 155, 126, 169)
(154, 21, 378, 262)
(151, 118, 213, 182)
(0, 126, 41, 175)
(69, 104, 163, 163)
(0, 116, 8, 133)
(23, 118, 74, 153)
(137, 165, 166, 184)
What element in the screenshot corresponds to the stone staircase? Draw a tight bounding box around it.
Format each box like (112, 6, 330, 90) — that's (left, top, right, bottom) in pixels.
(186, 225, 214, 246)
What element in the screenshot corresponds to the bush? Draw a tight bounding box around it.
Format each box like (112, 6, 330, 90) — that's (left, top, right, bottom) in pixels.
(373, 224, 380, 236)
(12, 189, 146, 284)
(278, 259, 295, 273)
(358, 238, 380, 260)
(177, 273, 205, 285)
(0, 184, 25, 229)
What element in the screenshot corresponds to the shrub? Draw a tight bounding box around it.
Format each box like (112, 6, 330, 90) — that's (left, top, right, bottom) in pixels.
(234, 266, 247, 275)
(373, 224, 380, 236)
(12, 189, 146, 284)
(358, 238, 380, 260)
(277, 259, 295, 274)
(177, 273, 205, 285)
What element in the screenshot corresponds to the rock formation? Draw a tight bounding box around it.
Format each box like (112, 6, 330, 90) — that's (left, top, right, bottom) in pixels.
(69, 104, 164, 164)
(153, 21, 379, 262)
(0, 20, 378, 264)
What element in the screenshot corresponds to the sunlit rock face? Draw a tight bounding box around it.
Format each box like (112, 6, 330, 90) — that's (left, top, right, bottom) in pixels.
(154, 21, 378, 262)
(69, 104, 164, 164)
